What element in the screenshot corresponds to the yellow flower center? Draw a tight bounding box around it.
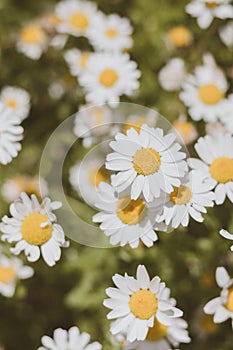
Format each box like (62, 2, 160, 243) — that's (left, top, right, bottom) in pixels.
(170, 185, 192, 205)
(0, 266, 16, 284)
(225, 287, 233, 312)
(89, 166, 110, 187)
(99, 69, 118, 87)
(168, 26, 192, 47)
(210, 157, 233, 183)
(93, 107, 104, 124)
(79, 52, 90, 69)
(5, 99, 17, 108)
(20, 26, 45, 44)
(21, 213, 52, 246)
(198, 84, 223, 105)
(173, 120, 196, 144)
(106, 28, 117, 38)
(205, 1, 219, 8)
(123, 117, 147, 134)
(146, 318, 168, 341)
(133, 148, 161, 176)
(117, 196, 146, 225)
(129, 290, 158, 320)
(70, 12, 89, 30)
(200, 314, 218, 333)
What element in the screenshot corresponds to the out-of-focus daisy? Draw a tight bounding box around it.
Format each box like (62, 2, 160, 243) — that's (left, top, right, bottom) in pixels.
(188, 133, 233, 204)
(167, 26, 192, 48)
(79, 53, 141, 106)
(172, 116, 198, 145)
(74, 104, 114, 148)
(204, 267, 233, 328)
(88, 14, 133, 52)
(64, 49, 92, 77)
(55, 0, 99, 37)
(122, 111, 158, 135)
(104, 265, 183, 342)
(106, 125, 187, 202)
(1, 176, 48, 203)
(205, 121, 227, 137)
(186, 0, 233, 29)
(158, 58, 186, 91)
(220, 94, 233, 135)
(16, 24, 47, 60)
(69, 156, 111, 206)
(0, 102, 24, 165)
(193, 308, 219, 337)
(38, 326, 102, 350)
(0, 254, 34, 298)
(219, 229, 233, 251)
(180, 54, 229, 122)
(219, 21, 233, 47)
(157, 171, 215, 229)
(92, 183, 166, 248)
(1, 192, 69, 267)
(0, 86, 30, 121)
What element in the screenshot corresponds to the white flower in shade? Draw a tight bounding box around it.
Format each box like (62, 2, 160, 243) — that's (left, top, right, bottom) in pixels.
(104, 265, 183, 342)
(64, 49, 92, 77)
(172, 116, 198, 145)
(79, 53, 141, 106)
(158, 58, 186, 91)
(0, 102, 24, 165)
(38, 326, 102, 350)
(69, 156, 111, 206)
(220, 94, 233, 135)
(106, 125, 188, 202)
(0, 254, 34, 298)
(92, 183, 166, 248)
(88, 14, 133, 52)
(204, 267, 233, 328)
(0, 86, 30, 121)
(188, 133, 233, 205)
(219, 229, 233, 251)
(186, 0, 233, 29)
(0, 192, 69, 267)
(157, 171, 215, 229)
(16, 24, 47, 60)
(219, 21, 233, 47)
(74, 104, 114, 147)
(180, 54, 229, 123)
(55, 0, 99, 37)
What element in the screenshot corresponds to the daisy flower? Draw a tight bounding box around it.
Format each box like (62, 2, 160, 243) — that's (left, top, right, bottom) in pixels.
(104, 265, 183, 342)
(219, 21, 233, 47)
(92, 183, 166, 248)
(16, 24, 47, 60)
(79, 52, 141, 106)
(219, 229, 233, 251)
(193, 308, 219, 337)
(38, 326, 102, 350)
(0, 102, 24, 165)
(0, 192, 69, 267)
(179, 54, 229, 122)
(106, 125, 188, 202)
(64, 49, 92, 77)
(172, 115, 198, 145)
(204, 267, 233, 328)
(188, 133, 233, 204)
(205, 121, 227, 137)
(167, 26, 192, 48)
(158, 58, 186, 92)
(88, 14, 133, 52)
(185, 0, 233, 29)
(0, 254, 34, 298)
(55, 0, 99, 37)
(157, 171, 215, 229)
(0, 86, 30, 121)
(122, 111, 158, 135)
(74, 104, 114, 147)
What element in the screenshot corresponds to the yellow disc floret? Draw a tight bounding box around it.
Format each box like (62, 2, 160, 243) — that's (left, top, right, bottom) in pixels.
(106, 28, 117, 38)
(89, 166, 110, 187)
(0, 266, 15, 284)
(99, 69, 118, 87)
(168, 26, 192, 47)
(129, 290, 158, 320)
(70, 12, 89, 30)
(146, 318, 168, 341)
(225, 287, 233, 312)
(198, 84, 223, 105)
(133, 148, 161, 176)
(210, 157, 233, 183)
(21, 213, 52, 245)
(20, 25, 45, 44)
(117, 196, 146, 225)
(170, 185, 192, 205)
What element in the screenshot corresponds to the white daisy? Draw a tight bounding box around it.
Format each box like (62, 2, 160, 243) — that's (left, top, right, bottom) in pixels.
(219, 229, 233, 251)
(121, 111, 158, 135)
(106, 124, 188, 202)
(157, 171, 215, 229)
(79, 52, 141, 106)
(185, 0, 233, 29)
(88, 13, 133, 52)
(55, 0, 99, 37)
(0, 86, 30, 121)
(188, 133, 233, 204)
(205, 121, 227, 137)
(179, 54, 229, 122)
(64, 49, 92, 78)
(104, 265, 183, 342)
(16, 24, 47, 60)
(0, 192, 69, 267)
(204, 267, 233, 328)
(0, 102, 24, 165)
(219, 21, 233, 47)
(38, 326, 102, 350)
(92, 182, 166, 248)
(0, 254, 34, 298)
(172, 115, 198, 145)
(158, 58, 186, 92)
(74, 104, 114, 147)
